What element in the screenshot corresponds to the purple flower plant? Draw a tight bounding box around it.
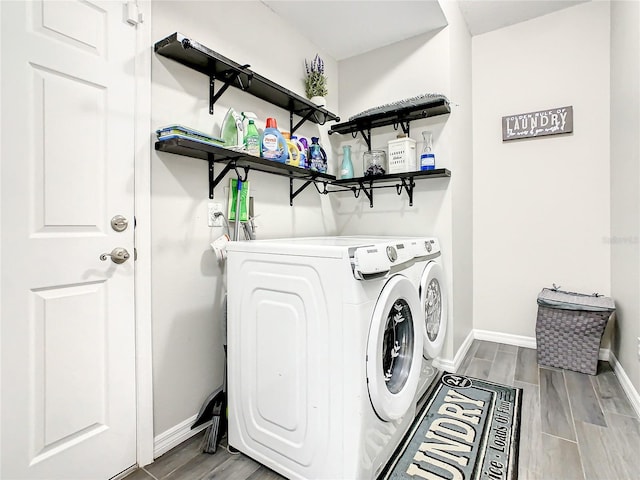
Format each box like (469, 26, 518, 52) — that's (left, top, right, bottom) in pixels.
(304, 54, 328, 98)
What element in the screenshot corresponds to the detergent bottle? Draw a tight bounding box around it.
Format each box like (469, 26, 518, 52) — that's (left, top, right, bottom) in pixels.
(261, 118, 288, 163)
(309, 137, 327, 173)
(281, 131, 300, 167)
(291, 135, 308, 169)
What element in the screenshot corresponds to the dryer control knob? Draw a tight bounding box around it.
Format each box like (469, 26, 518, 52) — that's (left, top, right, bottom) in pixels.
(425, 241, 433, 253)
(386, 245, 398, 262)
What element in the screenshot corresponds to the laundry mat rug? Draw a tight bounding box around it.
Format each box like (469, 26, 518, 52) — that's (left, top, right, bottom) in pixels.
(379, 374, 522, 480)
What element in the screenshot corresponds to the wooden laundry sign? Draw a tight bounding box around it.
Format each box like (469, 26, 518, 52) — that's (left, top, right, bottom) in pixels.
(502, 106, 573, 141)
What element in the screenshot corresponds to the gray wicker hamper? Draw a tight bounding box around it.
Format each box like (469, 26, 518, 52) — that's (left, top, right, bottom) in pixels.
(536, 288, 615, 375)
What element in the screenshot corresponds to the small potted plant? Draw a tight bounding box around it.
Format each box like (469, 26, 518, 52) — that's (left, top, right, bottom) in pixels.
(304, 54, 328, 107)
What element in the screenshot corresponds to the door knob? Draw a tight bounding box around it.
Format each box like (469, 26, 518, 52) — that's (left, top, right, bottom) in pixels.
(100, 247, 130, 264)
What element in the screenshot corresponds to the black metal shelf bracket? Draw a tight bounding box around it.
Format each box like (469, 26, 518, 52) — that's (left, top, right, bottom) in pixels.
(290, 109, 315, 135)
(359, 180, 374, 208)
(399, 177, 416, 206)
(206, 160, 249, 200)
(209, 64, 252, 115)
(360, 129, 372, 151)
(208, 159, 215, 199)
(290, 178, 312, 206)
(208, 161, 234, 199)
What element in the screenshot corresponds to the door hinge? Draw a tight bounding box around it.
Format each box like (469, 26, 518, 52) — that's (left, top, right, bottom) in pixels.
(126, 2, 143, 25)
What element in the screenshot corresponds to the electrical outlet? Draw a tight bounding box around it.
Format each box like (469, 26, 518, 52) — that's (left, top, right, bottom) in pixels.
(208, 202, 223, 227)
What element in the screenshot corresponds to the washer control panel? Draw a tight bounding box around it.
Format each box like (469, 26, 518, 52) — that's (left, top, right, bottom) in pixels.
(352, 241, 414, 279)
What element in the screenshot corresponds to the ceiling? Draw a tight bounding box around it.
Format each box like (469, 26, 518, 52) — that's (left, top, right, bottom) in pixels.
(458, 0, 589, 36)
(261, 1, 447, 61)
(262, 0, 590, 61)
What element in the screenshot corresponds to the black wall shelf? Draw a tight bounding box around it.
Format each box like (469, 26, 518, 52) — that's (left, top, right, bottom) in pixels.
(327, 169, 451, 208)
(328, 98, 450, 150)
(154, 33, 340, 134)
(155, 137, 335, 206)
(154, 33, 450, 208)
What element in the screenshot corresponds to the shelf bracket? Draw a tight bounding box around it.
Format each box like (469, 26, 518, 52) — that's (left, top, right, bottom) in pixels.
(208, 160, 235, 199)
(290, 109, 317, 135)
(290, 178, 313, 206)
(208, 159, 215, 199)
(208, 64, 252, 115)
(399, 177, 416, 206)
(359, 128, 372, 151)
(358, 179, 374, 208)
(399, 120, 411, 136)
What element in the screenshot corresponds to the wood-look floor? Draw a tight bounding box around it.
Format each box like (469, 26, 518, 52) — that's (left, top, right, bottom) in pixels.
(125, 341, 640, 480)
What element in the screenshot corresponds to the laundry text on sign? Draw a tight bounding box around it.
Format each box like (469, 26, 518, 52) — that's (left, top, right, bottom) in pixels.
(502, 106, 573, 141)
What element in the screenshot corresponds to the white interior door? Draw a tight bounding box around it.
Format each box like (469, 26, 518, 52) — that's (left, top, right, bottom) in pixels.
(1, 1, 138, 478)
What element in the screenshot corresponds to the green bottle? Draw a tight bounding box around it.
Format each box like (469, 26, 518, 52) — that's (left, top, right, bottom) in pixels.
(244, 119, 260, 157)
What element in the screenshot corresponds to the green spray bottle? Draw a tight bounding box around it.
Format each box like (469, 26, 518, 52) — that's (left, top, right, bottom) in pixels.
(244, 119, 260, 157)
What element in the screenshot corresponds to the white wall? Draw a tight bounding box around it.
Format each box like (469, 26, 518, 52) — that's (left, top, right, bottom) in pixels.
(151, 1, 338, 436)
(610, 0, 640, 391)
(441, 0, 473, 355)
(334, 0, 473, 362)
(472, 2, 611, 341)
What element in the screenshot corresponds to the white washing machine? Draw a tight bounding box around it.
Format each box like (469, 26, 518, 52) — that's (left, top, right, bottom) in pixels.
(226, 236, 430, 480)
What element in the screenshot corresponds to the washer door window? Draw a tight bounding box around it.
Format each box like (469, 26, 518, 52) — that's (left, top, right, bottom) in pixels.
(367, 275, 423, 421)
(420, 261, 448, 359)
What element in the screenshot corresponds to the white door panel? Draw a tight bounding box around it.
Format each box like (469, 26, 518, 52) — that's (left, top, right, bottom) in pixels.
(1, 1, 137, 478)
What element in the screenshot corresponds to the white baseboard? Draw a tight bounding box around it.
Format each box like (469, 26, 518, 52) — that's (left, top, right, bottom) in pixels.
(472, 329, 611, 361)
(154, 414, 209, 459)
(435, 330, 475, 373)
(608, 350, 640, 419)
(473, 329, 537, 349)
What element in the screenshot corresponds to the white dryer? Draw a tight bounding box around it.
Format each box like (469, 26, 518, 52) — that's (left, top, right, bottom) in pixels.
(407, 238, 448, 402)
(226, 237, 429, 480)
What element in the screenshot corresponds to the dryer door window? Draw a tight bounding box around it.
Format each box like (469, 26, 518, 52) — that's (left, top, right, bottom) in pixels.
(420, 262, 448, 359)
(367, 275, 423, 421)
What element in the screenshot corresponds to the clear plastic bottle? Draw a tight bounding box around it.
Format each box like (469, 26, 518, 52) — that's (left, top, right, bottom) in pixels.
(420, 131, 435, 171)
